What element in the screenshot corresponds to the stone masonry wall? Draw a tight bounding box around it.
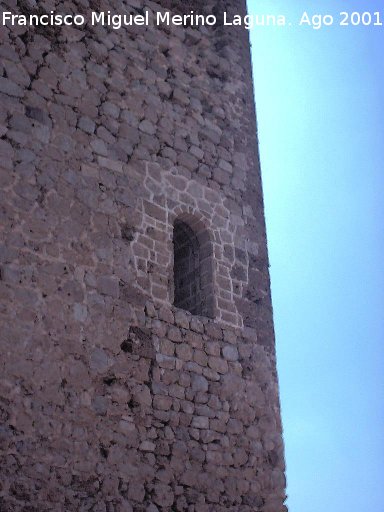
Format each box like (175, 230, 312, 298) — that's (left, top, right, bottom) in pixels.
(0, 0, 287, 510)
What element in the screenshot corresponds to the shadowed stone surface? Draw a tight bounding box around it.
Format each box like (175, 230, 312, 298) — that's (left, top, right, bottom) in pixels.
(0, 0, 287, 510)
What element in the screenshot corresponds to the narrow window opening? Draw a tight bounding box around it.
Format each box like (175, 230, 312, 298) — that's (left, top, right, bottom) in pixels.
(173, 217, 214, 318)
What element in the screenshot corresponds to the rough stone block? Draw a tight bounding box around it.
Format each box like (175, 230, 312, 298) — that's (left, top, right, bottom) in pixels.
(222, 345, 239, 362)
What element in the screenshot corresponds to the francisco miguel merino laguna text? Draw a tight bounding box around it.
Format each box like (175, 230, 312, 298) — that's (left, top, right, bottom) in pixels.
(2, 10, 286, 30)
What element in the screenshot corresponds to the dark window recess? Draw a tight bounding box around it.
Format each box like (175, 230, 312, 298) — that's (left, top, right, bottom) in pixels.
(173, 217, 214, 318)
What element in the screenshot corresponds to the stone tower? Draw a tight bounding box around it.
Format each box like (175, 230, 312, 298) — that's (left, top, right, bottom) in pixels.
(0, 0, 287, 510)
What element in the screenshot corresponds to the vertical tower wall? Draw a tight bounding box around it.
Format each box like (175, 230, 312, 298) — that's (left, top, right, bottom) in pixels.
(0, 0, 287, 510)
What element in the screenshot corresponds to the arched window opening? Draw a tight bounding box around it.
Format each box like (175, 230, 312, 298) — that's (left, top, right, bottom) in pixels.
(173, 217, 214, 318)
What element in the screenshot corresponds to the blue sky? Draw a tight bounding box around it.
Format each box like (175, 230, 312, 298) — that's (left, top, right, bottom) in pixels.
(248, 1, 384, 510)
